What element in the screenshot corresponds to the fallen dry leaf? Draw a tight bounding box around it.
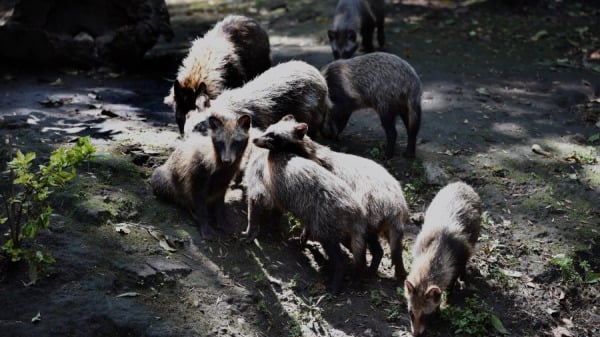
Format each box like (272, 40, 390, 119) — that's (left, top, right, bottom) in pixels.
(552, 326, 573, 337)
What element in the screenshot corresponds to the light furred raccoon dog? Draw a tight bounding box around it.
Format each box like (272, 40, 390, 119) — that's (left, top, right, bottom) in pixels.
(257, 115, 410, 282)
(404, 182, 481, 336)
(321, 52, 422, 159)
(150, 112, 259, 239)
(165, 15, 271, 134)
(243, 126, 368, 293)
(328, 0, 385, 59)
(183, 60, 330, 138)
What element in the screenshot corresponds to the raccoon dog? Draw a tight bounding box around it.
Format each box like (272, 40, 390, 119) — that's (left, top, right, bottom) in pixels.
(150, 113, 257, 239)
(243, 127, 368, 293)
(328, 0, 385, 59)
(165, 15, 271, 134)
(186, 60, 330, 138)
(258, 115, 410, 281)
(404, 182, 481, 336)
(321, 52, 422, 158)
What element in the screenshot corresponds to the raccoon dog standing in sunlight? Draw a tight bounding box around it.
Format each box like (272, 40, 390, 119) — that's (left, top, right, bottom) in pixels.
(150, 113, 258, 239)
(321, 52, 422, 158)
(328, 0, 385, 59)
(243, 126, 368, 293)
(184, 60, 330, 137)
(250, 115, 410, 282)
(165, 15, 271, 134)
(404, 182, 481, 336)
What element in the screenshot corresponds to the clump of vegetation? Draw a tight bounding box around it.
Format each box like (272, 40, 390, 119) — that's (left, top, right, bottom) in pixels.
(569, 147, 598, 164)
(370, 289, 383, 306)
(386, 287, 407, 322)
(0, 136, 95, 283)
(442, 295, 508, 337)
(369, 141, 385, 158)
(550, 254, 600, 284)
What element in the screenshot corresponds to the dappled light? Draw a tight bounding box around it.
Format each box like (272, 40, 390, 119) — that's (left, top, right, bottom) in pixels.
(1, 1, 599, 337)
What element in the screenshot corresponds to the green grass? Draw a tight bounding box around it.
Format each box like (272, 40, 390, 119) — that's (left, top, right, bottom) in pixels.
(442, 295, 508, 336)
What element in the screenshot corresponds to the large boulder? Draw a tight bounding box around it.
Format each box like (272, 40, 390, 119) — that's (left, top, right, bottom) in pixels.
(0, 0, 173, 66)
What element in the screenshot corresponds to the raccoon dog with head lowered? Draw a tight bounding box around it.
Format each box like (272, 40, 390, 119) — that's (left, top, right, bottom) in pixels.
(150, 112, 258, 239)
(252, 115, 410, 282)
(328, 0, 385, 59)
(243, 127, 368, 293)
(165, 15, 271, 134)
(404, 182, 481, 336)
(321, 52, 422, 158)
(183, 60, 330, 138)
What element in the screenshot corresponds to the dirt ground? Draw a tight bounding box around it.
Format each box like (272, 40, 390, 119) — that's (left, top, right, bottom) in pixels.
(1, 0, 599, 336)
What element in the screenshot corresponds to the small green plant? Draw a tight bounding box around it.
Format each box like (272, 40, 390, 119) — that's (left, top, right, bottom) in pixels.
(287, 213, 302, 233)
(579, 260, 600, 284)
(369, 141, 385, 158)
(288, 321, 302, 337)
(386, 304, 403, 322)
(0, 136, 95, 283)
(441, 295, 508, 336)
(370, 289, 383, 306)
(550, 255, 600, 284)
(570, 147, 598, 164)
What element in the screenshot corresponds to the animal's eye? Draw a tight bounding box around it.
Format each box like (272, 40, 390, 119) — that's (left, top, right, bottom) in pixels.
(214, 141, 225, 149)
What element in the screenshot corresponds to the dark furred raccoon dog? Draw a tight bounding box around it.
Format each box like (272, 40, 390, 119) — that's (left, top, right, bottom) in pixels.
(321, 52, 422, 159)
(328, 0, 385, 59)
(243, 128, 368, 293)
(258, 115, 410, 282)
(404, 182, 481, 336)
(190, 60, 330, 138)
(165, 15, 271, 134)
(150, 113, 256, 239)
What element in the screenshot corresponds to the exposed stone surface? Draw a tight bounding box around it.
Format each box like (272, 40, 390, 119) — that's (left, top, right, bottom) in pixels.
(0, 0, 173, 66)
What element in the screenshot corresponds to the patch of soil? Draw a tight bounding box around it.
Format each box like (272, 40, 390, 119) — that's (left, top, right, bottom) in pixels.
(1, 1, 599, 337)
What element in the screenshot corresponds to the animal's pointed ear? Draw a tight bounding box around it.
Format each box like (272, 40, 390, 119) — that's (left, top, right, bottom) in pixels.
(281, 114, 296, 122)
(348, 30, 357, 42)
(208, 116, 222, 130)
(238, 114, 251, 131)
(425, 286, 442, 303)
(404, 280, 415, 294)
(294, 123, 308, 139)
(197, 82, 207, 95)
(327, 29, 336, 41)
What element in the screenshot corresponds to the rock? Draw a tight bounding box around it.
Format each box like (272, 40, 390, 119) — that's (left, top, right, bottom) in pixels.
(423, 161, 449, 185)
(145, 256, 191, 276)
(120, 262, 158, 280)
(0, 0, 173, 66)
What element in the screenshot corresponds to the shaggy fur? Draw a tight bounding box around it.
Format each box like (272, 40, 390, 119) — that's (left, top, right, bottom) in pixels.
(328, 0, 385, 59)
(150, 113, 259, 239)
(196, 60, 330, 137)
(256, 115, 410, 282)
(321, 52, 422, 158)
(165, 15, 271, 134)
(243, 129, 368, 293)
(404, 182, 482, 336)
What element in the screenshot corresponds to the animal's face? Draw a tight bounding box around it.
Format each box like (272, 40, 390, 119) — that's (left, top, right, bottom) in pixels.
(209, 114, 251, 166)
(253, 115, 308, 151)
(173, 81, 209, 134)
(404, 280, 442, 336)
(328, 29, 358, 59)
